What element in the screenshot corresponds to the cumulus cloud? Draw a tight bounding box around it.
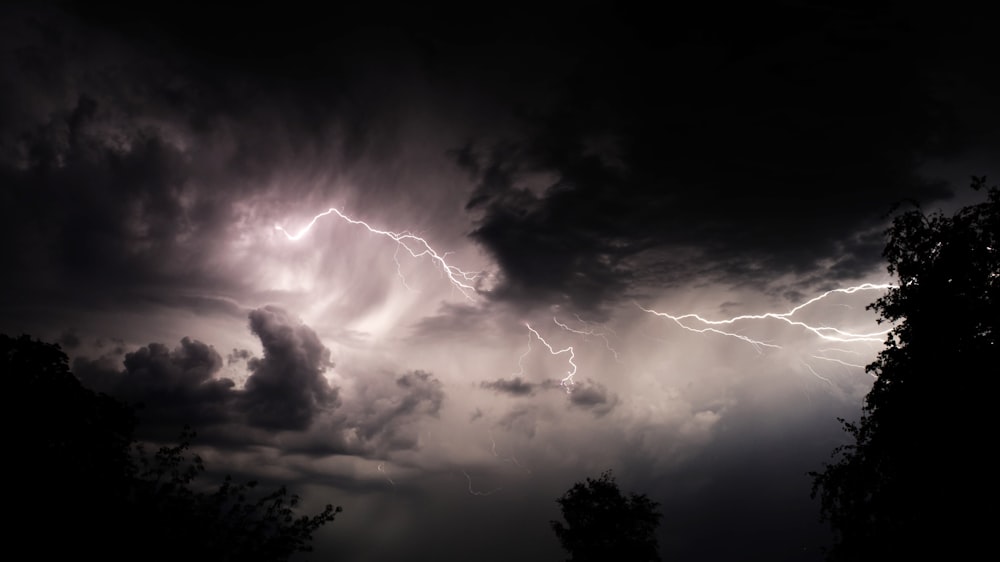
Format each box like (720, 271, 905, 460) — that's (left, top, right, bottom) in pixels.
(480, 376, 535, 396)
(566, 379, 617, 417)
(239, 306, 339, 431)
(70, 305, 453, 457)
(75, 337, 236, 431)
(74, 306, 341, 435)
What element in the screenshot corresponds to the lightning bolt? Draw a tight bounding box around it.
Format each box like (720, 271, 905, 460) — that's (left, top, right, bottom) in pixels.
(811, 347, 872, 375)
(524, 322, 578, 392)
(511, 329, 534, 379)
(801, 361, 835, 387)
(553, 316, 622, 362)
(810, 354, 868, 370)
(275, 207, 483, 301)
(636, 304, 782, 353)
(636, 283, 895, 351)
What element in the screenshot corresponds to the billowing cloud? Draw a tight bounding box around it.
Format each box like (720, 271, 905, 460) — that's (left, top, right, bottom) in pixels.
(71, 306, 452, 458)
(74, 306, 341, 435)
(239, 306, 339, 431)
(75, 337, 235, 431)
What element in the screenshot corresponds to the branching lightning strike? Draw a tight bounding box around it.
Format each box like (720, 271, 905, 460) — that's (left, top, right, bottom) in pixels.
(636, 283, 895, 352)
(275, 208, 482, 301)
(553, 316, 622, 362)
(523, 322, 578, 391)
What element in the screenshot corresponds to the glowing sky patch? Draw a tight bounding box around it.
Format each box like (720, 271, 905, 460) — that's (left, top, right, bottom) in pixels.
(276, 207, 484, 301)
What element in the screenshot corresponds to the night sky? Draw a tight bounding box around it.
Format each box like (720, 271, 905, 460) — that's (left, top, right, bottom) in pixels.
(3, 3, 998, 561)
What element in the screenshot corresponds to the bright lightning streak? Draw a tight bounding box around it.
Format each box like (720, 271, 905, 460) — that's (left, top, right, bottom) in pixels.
(636, 283, 895, 350)
(636, 303, 781, 353)
(816, 347, 865, 356)
(810, 355, 868, 370)
(553, 316, 622, 362)
(462, 470, 501, 496)
(275, 208, 482, 301)
(392, 244, 418, 293)
(524, 323, 577, 392)
(511, 330, 533, 379)
(801, 361, 835, 387)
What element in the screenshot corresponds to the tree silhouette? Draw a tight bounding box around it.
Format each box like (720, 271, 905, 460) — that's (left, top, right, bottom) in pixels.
(551, 470, 662, 562)
(2, 333, 340, 561)
(810, 177, 998, 560)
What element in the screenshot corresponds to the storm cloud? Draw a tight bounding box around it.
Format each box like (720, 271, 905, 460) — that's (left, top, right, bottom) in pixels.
(240, 306, 339, 430)
(76, 337, 235, 432)
(481, 376, 535, 396)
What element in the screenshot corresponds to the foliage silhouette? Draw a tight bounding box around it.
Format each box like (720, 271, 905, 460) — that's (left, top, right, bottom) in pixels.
(551, 470, 662, 562)
(2, 333, 340, 561)
(810, 177, 998, 560)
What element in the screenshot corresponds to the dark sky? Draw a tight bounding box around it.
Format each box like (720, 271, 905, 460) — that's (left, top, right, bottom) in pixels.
(3, 3, 998, 561)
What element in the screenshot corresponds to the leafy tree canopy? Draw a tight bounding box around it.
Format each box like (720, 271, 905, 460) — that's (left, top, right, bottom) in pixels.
(811, 177, 998, 560)
(2, 333, 340, 561)
(551, 470, 663, 562)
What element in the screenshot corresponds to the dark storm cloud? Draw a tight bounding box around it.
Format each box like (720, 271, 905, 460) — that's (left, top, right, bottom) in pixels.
(239, 306, 339, 431)
(75, 305, 342, 436)
(0, 4, 383, 312)
(481, 376, 535, 396)
(75, 337, 236, 431)
(69, 306, 449, 457)
(565, 380, 617, 417)
(0, 91, 198, 298)
(12, 3, 994, 320)
(479, 375, 618, 414)
(457, 5, 999, 310)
